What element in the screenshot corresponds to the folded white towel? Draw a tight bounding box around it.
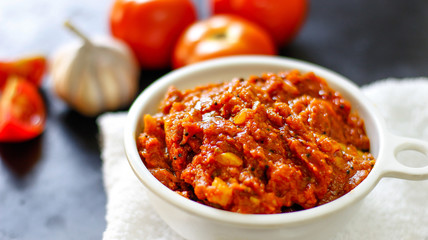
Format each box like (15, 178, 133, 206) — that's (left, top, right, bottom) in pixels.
(98, 78, 428, 240)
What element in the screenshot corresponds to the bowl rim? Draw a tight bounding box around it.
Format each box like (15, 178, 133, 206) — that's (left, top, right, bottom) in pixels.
(124, 55, 387, 227)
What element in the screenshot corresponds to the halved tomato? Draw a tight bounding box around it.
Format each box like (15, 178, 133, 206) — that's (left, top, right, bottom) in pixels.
(0, 76, 46, 142)
(0, 56, 47, 89)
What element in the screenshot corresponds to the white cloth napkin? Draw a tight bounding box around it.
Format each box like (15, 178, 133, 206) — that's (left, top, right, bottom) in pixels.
(97, 78, 428, 240)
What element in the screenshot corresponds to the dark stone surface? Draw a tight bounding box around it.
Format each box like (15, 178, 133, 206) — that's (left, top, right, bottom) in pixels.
(284, 0, 428, 86)
(1, 0, 428, 239)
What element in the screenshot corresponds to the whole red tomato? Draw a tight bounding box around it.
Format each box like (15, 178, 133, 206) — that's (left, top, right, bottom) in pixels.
(0, 77, 46, 142)
(110, 0, 197, 69)
(212, 0, 308, 47)
(172, 14, 276, 69)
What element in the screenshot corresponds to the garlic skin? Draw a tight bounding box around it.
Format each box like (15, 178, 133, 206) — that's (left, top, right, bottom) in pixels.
(51, 24, 139, 117)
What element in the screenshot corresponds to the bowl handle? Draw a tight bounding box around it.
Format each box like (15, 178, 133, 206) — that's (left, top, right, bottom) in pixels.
(380, 133, 428, 180)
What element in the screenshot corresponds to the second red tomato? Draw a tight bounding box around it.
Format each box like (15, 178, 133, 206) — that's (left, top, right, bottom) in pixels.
(213, 0, 308, 47)
(172, 14, 277, 69)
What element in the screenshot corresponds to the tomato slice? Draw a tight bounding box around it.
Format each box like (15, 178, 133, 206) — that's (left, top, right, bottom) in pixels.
(0, 76, 46, 142)
(0, 56, 47, 89)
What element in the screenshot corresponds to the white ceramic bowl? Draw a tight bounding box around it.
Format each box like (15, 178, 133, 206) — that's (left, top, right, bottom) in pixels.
(124, 56, 428, 240)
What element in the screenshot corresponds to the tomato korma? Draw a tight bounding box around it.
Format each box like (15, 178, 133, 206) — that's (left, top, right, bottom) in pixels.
(137, 70, 375, 214)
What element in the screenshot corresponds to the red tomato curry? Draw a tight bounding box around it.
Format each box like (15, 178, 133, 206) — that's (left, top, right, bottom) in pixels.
(137, 70, 375, 214)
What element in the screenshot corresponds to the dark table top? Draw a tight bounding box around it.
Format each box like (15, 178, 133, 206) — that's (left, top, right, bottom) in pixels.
(1, 0, 428, 239)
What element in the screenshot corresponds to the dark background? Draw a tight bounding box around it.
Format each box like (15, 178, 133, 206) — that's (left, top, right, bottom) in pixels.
(1, 0, 427, 239)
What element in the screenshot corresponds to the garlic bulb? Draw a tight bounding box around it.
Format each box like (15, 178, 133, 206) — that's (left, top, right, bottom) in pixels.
(51, 21, 139, 116)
